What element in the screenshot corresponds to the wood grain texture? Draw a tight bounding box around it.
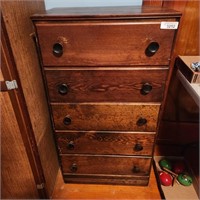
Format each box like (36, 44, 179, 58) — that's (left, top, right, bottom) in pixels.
(163, 0, 199, 55)
(1, 15, 48, 198)
(51, 103, 160, 131)
(45, 68, 168, 102)
(1, 91, 38, 199)
(63, 174, 149, 186)
(160, 0, 199, 127)
(153, 1, 199, 190)
(36, 21, 176, 66)
(37, 121, 59, 198)
(52, 168, 161, 199)
(61, 155, 151, 176)
(56, 131, 155, 156)
(156, 7, 199, 186)
(1, 1, 59, 197)
(32, 5, 179, 188)
(143, 0, 164, 6)
(1, 0, 49, 143)
(159, 0, 199, 124)
(0, 69, 4, 80)
(31, 6, 181, 20)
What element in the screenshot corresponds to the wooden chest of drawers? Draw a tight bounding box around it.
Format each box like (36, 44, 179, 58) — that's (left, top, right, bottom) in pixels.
(32, 6, 181, 185)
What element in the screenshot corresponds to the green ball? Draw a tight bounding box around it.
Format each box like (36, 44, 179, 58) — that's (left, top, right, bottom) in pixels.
(177, 174, 192, 186)
(159, 159, 172, 170)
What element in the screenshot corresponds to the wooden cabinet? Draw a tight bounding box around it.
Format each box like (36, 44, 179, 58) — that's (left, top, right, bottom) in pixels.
(32, 6, 181, 185)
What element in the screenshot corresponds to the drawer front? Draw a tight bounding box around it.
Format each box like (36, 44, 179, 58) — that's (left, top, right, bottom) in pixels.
(45, 68, 168, 103)
(56, 131, 155, 156)
(36, 21, 175, 66)
(51, 103, 160, 131)
(61, 155, 151, 176)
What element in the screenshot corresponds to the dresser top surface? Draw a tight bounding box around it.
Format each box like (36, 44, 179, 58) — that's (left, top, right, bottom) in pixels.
(31, 6, 181, 21)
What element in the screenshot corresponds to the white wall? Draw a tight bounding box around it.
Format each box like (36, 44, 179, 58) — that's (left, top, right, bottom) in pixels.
(44, 0, 142, 10)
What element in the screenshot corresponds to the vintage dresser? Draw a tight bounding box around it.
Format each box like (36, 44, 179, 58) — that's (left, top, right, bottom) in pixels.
(31, 6, 181, 185)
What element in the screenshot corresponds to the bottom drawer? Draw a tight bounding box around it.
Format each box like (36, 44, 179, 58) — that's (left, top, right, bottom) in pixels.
(61, 155, 151, 176)
(63, 174, 150, 186)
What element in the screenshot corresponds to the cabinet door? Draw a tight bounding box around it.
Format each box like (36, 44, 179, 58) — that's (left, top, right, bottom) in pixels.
(1, 15, 46, 199)
(1, 83, 39, 199)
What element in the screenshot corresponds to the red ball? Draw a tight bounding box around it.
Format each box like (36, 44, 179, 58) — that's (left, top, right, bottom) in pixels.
(173, 161, 186, 174)
(159, 171, 172, 186)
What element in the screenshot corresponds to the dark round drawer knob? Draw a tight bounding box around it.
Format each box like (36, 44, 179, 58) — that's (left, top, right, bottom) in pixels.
(67, 141, 75, 150)
(145, 42, 159, 57)
(53, 42, 63, 57)
(141, 83, 152, 95)
(137, 118, 147, 126)
(58, 84, 69, 95)
(134, 143, 143, 151)
(132, 166, 140, 173)
(63, 116, 71, 125)
(70, 163, 78, 172)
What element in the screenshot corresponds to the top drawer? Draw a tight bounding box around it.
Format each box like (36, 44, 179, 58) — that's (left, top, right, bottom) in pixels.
(36, 21, 176, 66)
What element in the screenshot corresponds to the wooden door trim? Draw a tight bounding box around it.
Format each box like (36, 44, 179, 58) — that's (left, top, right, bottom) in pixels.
(1, 16, 48, 199)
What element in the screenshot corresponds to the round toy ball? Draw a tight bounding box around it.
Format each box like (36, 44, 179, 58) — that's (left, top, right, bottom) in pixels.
(173, 161, 186, 174)
(177, 174, 192, 186)
(159, 171, 172, 186)
(159, 158, 172, 170)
